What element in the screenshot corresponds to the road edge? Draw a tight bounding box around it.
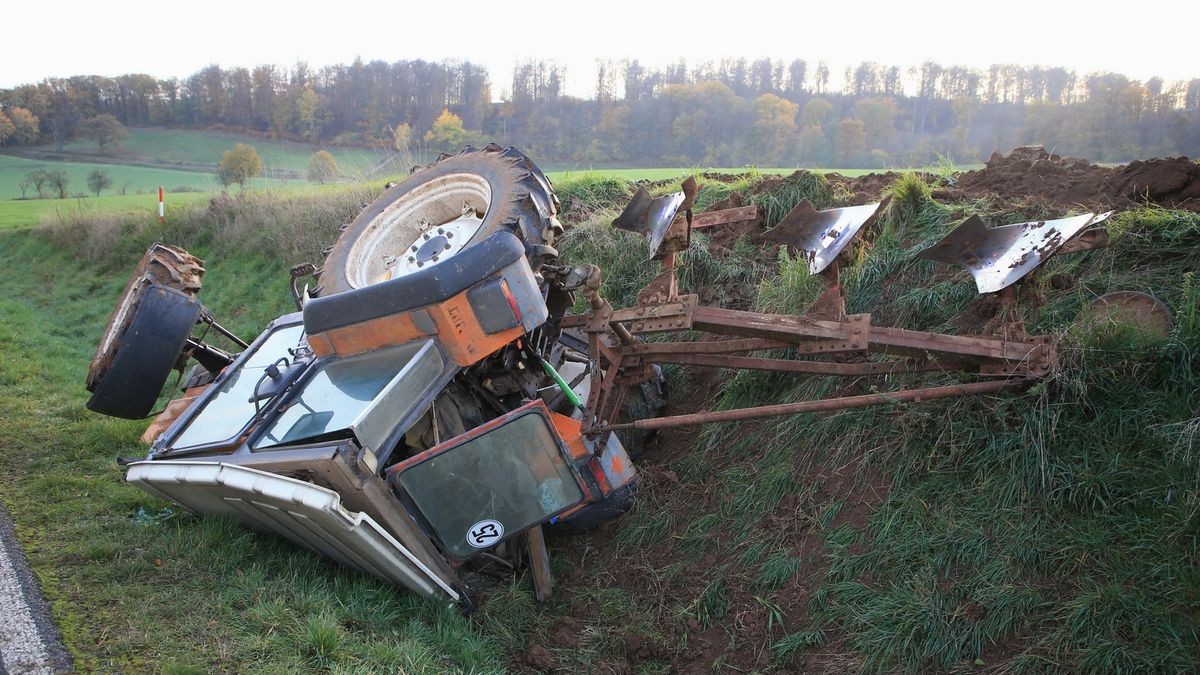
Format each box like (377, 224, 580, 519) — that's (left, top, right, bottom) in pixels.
(0, 503, 72, 674)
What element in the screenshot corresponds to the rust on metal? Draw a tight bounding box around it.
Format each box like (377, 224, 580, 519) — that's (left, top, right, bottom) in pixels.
(691, 205, 760, 230)
(623, 338, 788, 356)
(692, 306, 870, 348)
(527, 525, 553, 602)
(918, 211, 1112, 293)
(761, 198, 890, 274)
(641, 352, 968, 377)
(612, 176, 698, 259)
(573, 178, 1070, 438)
(1056, 227, 1109, 255)
(600, 380, 1026, 431)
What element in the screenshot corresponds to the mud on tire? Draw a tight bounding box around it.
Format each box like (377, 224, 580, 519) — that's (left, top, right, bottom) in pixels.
(318, 144, 561, 296)
(86, 244, 205, 419)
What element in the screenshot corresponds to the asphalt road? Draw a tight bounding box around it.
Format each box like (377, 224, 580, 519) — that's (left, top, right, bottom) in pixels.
(0, 505, 71, 674)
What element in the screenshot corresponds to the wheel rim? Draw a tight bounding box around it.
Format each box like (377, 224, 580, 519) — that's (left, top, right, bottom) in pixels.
(343, 173, 492, 289)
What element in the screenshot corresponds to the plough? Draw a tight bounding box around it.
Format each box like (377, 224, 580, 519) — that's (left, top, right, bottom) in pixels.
(562, 179, 1124, 438)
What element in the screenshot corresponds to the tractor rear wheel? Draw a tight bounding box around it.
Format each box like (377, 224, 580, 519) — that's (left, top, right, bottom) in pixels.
(317, 144, 561, 296)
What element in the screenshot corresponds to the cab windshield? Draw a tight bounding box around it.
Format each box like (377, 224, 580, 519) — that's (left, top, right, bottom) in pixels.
(171, 324, 305, 450)
(252, 341, 441, 451)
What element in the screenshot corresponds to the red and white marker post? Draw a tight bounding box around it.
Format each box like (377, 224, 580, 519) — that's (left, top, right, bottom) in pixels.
(158, 186, 165, 223)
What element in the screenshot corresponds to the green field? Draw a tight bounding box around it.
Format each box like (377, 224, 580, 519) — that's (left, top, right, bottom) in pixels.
(55, 127, 401, 177)
(1, 127, 963, 231)
(0, 164, 818, 230)
(0, 154, 287, 200)
(0, 192, 211, 229)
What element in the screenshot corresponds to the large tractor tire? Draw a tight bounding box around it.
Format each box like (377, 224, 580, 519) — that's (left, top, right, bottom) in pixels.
(318, 144, 561, 296)
(85, 244, 205, 419)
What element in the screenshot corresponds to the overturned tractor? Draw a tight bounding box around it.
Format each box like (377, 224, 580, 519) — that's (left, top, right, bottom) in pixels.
(84, 146, 1166, 607)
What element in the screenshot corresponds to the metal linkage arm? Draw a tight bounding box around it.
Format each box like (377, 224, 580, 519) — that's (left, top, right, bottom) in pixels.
(600, 380, 1025, 432)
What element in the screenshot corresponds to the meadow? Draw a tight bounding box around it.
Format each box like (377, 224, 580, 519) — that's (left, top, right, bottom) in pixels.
(52, 127, 399, 177)
(0, 154, 286, 200)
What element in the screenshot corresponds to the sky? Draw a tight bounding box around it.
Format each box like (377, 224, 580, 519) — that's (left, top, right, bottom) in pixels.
(3, 1, 1196, 98)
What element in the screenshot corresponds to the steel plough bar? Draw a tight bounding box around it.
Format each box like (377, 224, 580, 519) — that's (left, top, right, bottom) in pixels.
(599, 380, 1026, 431)
(639, 352, 968, 377)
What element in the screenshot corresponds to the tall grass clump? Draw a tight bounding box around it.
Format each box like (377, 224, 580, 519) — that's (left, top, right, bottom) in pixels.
(841, 173, 956, 318)
(38, 184, 377, 270)
(691, 172, 761, 211)
(558, 216, 768, 310)
(554, 174, 633, 221)
(750, 170, 841, 227)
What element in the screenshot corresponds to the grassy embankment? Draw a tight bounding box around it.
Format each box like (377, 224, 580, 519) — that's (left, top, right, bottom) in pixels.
(0, 168, 1193, 672)
(0, 185, 516, 672)
(542, 172, 1200, 672)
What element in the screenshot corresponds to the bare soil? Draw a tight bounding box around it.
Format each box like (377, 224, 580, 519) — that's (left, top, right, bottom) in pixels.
(934, 146, 1200, 212)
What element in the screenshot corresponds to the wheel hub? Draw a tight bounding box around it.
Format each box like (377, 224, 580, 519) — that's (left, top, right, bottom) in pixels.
(413, 235, 449, 265)
(394, 212, 484, 274)
(344, 173, 492, 288)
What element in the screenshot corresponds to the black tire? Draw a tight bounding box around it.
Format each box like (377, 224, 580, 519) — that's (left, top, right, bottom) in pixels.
(86, 285, 202, 419)
(318, 144, 561, 296)
(87, 244, 204, 392)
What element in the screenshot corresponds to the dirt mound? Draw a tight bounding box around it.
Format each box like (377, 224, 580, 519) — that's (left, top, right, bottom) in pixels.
(771, 147, 1200, 213)
(658, 148, 1199, 217)
(1112, 156, 1200, 206)
(926, 146, 1200, 212)
(825, 171, 908, 204)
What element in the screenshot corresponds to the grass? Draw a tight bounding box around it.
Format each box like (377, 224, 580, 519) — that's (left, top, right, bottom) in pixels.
(52, 127, 400, 178)
(0, 186, 507, 672)
(546, 166, 883, 184)
(0, 154, 287, 201)
(554, 175, 1200, 672)
(0, 182, 360, 230)
(0, 165, 1196, 672)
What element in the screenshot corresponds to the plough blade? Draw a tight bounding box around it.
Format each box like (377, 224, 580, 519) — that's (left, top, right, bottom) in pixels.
(918, 211, 1112, 293)
(761, 199, 890, 274)
(612, 187, 686, 258)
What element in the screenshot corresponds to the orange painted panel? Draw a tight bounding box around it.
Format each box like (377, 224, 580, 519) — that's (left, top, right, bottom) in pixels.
(428, 291, 524, 366)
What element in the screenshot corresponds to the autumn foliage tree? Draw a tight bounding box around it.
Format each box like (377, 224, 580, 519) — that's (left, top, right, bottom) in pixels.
(216, 142, 263, 188)
(751, 94, 799, 163)
(77, 114, 129, 154)
(392, 123, 413, 151)
(306, 150, 339, 184)
(0, 109, 14, 146)
(2, 57, 1199, 168)
(6, 107, 39, 145)
(424, 109, 467, 152)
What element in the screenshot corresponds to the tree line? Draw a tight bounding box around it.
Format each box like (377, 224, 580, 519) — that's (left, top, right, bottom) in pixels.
(2, 58, 1198, 167)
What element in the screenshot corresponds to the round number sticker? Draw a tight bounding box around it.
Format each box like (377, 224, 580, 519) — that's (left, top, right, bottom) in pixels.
(467, 519, 504, 549)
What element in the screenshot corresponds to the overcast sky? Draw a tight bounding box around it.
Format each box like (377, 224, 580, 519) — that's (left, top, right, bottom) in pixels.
(4, 1, 1195, 97)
